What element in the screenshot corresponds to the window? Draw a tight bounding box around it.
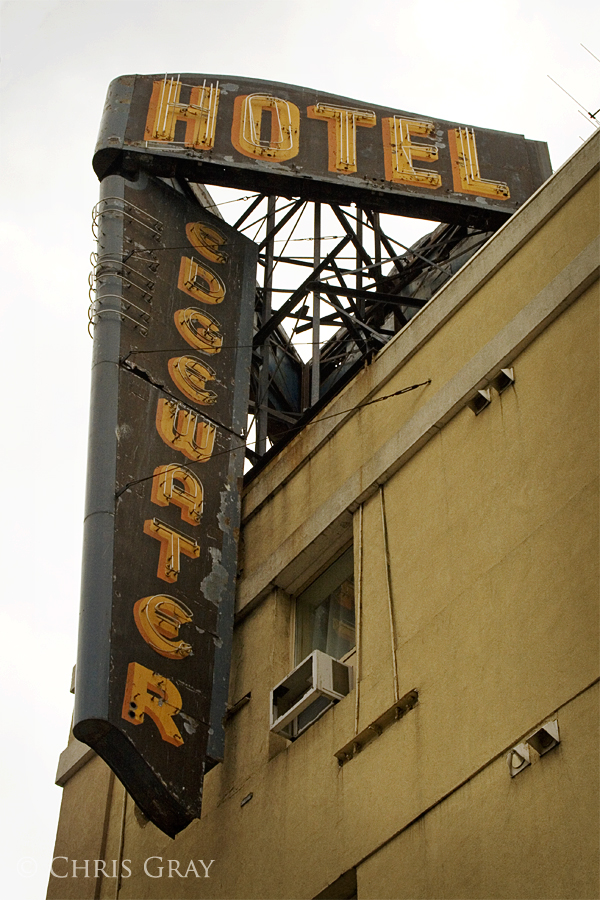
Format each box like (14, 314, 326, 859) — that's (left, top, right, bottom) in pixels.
(295, 546, 355, 663)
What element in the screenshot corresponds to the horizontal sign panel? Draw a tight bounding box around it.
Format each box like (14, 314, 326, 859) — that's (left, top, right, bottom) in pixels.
(73, 173, 257, 836)
(94, 73, 551, 226)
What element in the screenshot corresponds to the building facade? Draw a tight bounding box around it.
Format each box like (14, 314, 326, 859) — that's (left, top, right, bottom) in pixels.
(48, 129, 599, 900)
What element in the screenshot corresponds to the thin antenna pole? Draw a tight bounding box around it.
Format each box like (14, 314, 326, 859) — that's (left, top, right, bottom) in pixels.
(581, 43, 600, 65)
(380, 485, 400, 704)
(577, 109, 599, 129)
(547, 75, 598, 121)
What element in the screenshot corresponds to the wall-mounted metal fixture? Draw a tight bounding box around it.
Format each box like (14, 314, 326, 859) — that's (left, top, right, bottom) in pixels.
(508, 719, 560, 776)
(468, 388, 492, 415)
(492, 367, 515, 394)
(527, 719, 560, 756)
(92, 197, 164, 243)
(508, 742, 531, 777)
(336, 689, 418, 765)
(223, 691, 251, 724)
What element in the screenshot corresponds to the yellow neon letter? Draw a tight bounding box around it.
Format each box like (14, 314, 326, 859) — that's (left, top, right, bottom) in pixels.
(178, 257, 226, 305)
(307, 103, 376, 173)
(133, 595, 193, 660)
(382, 117, 441, 189)
(143, 517, 200, 583)
(185, 222, 228, 264)
(144, 76, 220, 150)
(155, 399, 217, 462)
(448, 127, 510, 199)
(168, 355, 217, 406)
(232, 94, 300, 161)
(122, 662, 184, 746)
(174, 308, 223, 355)
(151, 464, 203, 526)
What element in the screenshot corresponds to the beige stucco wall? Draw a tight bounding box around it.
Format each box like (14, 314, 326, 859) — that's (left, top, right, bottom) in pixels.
(48, 130, 599, 900)
(359, 685, 598, 900)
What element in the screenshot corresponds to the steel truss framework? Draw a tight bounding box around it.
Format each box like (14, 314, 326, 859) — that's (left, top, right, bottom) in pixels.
(181, 181, 495, 474)
(90, 175, 496, 472)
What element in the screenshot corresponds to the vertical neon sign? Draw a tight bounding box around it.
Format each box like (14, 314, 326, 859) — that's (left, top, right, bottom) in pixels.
(74, 173, 256, 836)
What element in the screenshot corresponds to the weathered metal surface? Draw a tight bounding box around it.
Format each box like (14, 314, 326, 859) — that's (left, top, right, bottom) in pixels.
(74, 173, 256, 836)
(94, 74, 551, 228)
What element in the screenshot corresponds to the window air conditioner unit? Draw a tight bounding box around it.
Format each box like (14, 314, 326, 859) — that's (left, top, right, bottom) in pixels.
(270, 650, 352, 740)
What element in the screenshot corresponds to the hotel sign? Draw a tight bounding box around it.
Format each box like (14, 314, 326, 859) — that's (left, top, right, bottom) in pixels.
(74, 73, 551, 838)
(94, 73, 551, 226)
(73, 172, 256, 837)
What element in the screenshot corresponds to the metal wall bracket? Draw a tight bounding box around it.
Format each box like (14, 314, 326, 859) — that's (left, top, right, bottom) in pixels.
(492, 367, 515, 394)
(508, 742, 531, 777)
(468, 388, 492, 415)
(335, 689, 418, 765)
(508, 719, 560, 776)
(527, 719, 560, 756)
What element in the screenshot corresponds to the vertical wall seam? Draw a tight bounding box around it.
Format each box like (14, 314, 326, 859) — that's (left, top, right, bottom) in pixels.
(114, 786, 127, 900)
(380, 486, 400, 703)
(94, 769, 115, 900)
(354, 504, 364, 735)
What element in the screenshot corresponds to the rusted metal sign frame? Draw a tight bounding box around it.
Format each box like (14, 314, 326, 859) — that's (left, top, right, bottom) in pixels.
(94, 74, 551, 229)
(74, 172, 256, 836)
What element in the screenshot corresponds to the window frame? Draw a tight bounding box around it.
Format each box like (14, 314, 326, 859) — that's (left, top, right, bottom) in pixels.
(294, 544, 355, 665)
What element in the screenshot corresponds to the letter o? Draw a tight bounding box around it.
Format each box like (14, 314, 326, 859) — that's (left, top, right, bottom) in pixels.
(232, 94, 300, 161)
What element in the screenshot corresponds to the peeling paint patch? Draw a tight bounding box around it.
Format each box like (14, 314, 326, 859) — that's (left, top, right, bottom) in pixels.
(201, 547, 229, 606)
(179, 712, 199, 735)
(217, 485, 235, 533)
(115, 423, 132, 440)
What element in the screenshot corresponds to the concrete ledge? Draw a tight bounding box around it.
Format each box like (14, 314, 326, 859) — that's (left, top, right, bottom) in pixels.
(236, 238, 598, 613)
(55, 739, 96, 787)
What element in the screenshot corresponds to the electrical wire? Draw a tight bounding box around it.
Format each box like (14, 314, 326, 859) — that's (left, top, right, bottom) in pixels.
(198, 192, 262, 211)
(115, 379, 430, 496)
(121, 337, 370, 358)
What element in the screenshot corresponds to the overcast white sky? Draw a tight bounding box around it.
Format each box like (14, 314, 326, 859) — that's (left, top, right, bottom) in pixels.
(1, 1, 598, 897)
